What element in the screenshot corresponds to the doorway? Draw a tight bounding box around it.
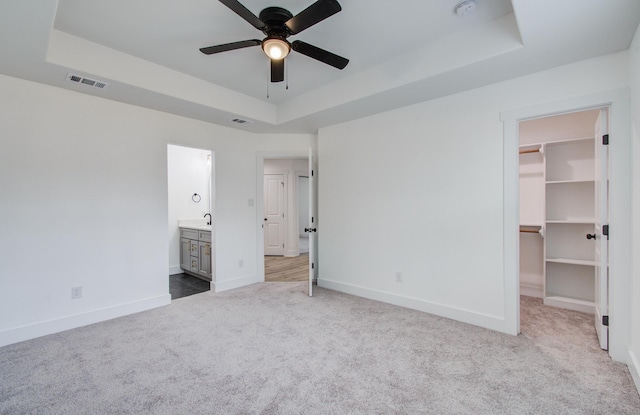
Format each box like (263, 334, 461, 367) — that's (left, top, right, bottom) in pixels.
(262, 158, 309, 282)
(167, 144, 214, 300)
(503, 89, 631, 362)
(517, 108, 610, 351)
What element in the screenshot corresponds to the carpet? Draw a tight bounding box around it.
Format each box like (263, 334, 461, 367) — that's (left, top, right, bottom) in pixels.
(1, 283, 638, 414)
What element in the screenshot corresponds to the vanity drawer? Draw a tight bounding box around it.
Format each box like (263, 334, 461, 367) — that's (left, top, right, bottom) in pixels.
(180, 228, 199, 240)
(199, 231, 211, 242)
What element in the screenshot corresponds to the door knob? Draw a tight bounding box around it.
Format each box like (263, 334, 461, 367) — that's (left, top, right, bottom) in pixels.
(586, 233, 596, 240)
(264, 218, 267, 221)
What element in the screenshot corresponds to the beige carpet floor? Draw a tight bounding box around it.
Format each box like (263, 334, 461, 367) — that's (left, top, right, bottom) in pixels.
(1, 284, 638, 414)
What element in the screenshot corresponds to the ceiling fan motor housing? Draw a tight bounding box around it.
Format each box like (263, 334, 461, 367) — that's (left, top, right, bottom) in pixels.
(259, 7, 293, 38)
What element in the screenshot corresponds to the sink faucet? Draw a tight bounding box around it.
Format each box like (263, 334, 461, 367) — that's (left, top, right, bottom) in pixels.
(204, 213, 211, 225)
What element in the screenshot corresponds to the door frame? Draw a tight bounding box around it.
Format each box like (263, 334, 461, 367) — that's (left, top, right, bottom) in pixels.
(166, 143, 216, 291)
(256, 151, 312, 282)
(501, 88, 631, 363)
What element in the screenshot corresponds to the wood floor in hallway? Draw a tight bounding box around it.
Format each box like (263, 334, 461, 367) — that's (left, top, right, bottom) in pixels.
(265, 253, 308, 282)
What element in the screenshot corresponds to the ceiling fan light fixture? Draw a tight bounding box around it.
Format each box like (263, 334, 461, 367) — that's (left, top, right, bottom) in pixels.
(262, 38, 290, 60)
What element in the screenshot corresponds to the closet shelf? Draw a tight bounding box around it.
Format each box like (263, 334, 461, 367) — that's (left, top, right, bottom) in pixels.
(543, 136, 595, 146)
(545, 257, 596, 266)
(546, 219, 595, 224)
(544, 296, 595, 314)
(546, 179, 595, 185)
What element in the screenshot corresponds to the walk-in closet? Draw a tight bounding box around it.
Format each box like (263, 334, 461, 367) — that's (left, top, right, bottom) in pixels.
(519, 108, 610, 349)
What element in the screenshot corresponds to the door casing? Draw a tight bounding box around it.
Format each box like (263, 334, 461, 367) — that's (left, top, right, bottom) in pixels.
(501, 88, 631, 363)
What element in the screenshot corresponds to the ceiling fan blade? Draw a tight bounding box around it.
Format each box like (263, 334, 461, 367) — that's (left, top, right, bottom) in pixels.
(219, 0, 266, 31)
(285, 0, 341, 35)
(291, 40, 348, 69)
(200, 39, 261, 55)
(271, 59, 285, 82)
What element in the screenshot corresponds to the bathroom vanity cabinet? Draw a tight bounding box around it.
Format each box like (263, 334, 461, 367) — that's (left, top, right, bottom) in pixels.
(179, 227, 212, 281)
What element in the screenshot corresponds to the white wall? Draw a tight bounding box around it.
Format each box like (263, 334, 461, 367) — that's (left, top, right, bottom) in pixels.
(167, 145, 211, 275)
(0, 74, 311, 346)
(317, 51, 630, 334)
(264, 159, 309, 256)
(628, 21, 640, 393)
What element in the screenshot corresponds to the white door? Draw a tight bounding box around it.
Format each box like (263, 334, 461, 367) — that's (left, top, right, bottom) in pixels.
(307, 148, 315, 297)
(594, 108, 609, 350)
(264, 174, 285, 256)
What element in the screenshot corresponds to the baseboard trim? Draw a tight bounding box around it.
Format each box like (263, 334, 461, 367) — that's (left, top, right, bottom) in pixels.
(628, 349, 640, 396)
(520, 283, 543, 298)
(0, 294, 171, 348)
(214, 275, 261, 293)
(318, 279, 509, 334)
(169, 265, 182, 275)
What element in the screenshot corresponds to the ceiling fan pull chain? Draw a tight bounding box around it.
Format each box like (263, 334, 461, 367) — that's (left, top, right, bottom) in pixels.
(286, 61, 289, 90)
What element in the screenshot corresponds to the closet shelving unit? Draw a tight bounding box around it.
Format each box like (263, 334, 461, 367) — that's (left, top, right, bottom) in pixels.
(520, 136, 596, 313)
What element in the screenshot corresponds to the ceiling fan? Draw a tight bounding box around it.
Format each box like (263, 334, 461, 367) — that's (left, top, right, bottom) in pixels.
(200, 0, 349, 82)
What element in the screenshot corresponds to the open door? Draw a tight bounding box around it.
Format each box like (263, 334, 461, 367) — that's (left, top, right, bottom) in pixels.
(594, 108, 609, 350)
(307, 148, 315, 296)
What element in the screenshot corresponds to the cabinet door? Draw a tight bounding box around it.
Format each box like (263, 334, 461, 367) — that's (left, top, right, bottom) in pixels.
(190, 240, 199, 273)
(180, 238, 191, 271)
(198, 241, 212, 278)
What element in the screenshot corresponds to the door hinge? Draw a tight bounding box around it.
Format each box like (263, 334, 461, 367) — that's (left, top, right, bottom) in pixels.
(282, 213, 284, 218)
(312, 216, 314, 223)
(602, 134, 609, 145)
(311, 170, 314, 177)
(312, 263, 315, 269)
(283, 243, 285, 248)
(603, 224, 609, 240)
(602, 315, 609, 326)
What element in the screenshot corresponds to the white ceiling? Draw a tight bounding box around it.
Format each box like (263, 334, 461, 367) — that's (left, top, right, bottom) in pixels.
(0, 0, 639, 133)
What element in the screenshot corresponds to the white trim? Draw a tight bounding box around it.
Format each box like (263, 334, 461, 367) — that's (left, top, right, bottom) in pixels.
(318, 279, 509, 333)
(628, 349, 640, 396)
(0, 294, 171, 347)
(213, 275, 261, 293)
(501, 88, 632, 362)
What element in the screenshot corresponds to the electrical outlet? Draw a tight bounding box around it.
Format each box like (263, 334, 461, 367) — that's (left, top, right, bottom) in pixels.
(248, 199, 255, 207)
(395, 272, 403, 283)
(238, 259, 244, 268)
(71, 286, 82, 299)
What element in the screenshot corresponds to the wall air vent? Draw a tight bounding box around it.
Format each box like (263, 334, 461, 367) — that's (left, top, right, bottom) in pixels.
(66, 73, 109, 90)
(230, 118, 252, 125)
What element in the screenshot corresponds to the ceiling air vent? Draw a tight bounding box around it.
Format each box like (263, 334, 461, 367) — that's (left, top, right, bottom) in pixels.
(230, 118, 252, 125)
(66, 73, 109, 90)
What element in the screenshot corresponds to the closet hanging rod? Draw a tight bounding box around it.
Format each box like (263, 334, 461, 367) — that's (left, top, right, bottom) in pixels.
(519, 229, 540, 233)
(519, 148, 541, 155)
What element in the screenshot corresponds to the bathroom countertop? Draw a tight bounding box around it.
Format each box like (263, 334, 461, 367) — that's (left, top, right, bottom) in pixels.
(178, 220, 212, 232)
